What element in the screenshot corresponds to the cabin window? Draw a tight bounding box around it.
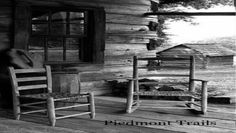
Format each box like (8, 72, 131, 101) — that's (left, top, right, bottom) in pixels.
(29, 10, 87, 62)
(14, 6, 105, 65)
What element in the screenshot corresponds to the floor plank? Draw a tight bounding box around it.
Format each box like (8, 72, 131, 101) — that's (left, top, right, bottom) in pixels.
(0, 96, 235, 133)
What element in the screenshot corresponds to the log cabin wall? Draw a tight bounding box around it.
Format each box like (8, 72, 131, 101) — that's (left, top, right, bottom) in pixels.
(0, 1, 13, 51)
(0, 0, 159, 95)
(207, 56, 234, 67)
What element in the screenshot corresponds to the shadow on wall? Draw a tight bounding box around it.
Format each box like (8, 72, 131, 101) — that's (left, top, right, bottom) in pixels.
(0, 49, 33, 108)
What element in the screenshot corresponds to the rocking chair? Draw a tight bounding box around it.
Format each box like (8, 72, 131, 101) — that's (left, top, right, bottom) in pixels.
(8, 65, 95, 126)
(126, 56, 208, 114)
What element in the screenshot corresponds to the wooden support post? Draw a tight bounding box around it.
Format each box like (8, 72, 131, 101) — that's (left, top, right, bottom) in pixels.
(126, 80, 134, 113)
(189, 56, 195, 108)
(88, 92, 95, 119)
(201, 81, 208, 114)
(47, 97, 56, 127)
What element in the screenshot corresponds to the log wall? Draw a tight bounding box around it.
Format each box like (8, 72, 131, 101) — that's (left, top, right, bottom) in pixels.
(0, 1, 12, 51)
(208, 56, 234, 66)
(0, 0, 159, 95)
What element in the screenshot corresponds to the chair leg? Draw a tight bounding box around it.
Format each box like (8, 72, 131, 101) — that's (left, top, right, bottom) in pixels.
(12, 95, 20, 120)
(88, 92, 95, 119)
(126, 80, 134, 113)
(47, 97, 56, 126)
(201, 81, 208, 114)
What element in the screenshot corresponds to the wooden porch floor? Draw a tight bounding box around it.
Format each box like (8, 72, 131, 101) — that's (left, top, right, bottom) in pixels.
(0, 96, 235, 133)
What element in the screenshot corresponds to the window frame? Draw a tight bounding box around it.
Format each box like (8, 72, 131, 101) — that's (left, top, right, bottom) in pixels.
(29, 9, 88, 63)
(14, 5, 105, 65)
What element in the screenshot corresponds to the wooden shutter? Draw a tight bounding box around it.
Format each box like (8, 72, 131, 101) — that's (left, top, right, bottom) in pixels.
(14, 4, 31, 50)
(80, 8, 105, 63)
(92, 8, 105, 63)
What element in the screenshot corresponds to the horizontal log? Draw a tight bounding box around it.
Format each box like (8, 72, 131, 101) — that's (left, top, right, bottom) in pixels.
(105, 43, 147, 50)
(106, 14, 157, 25)
(18, 0, 151, 6)
(80, 71, 129, 81)
(17, 0, 150, 14)
(106, 35, 151, 44)
(105, 60, 133, 66)
(106, 23, 149, 33)
(107, 33, 158, 39)
(106, 30, 156, 35)
(105, 7, 149, 15)
(60, 0, 152, 6)
(107, 30, 157, 37)
(105, 48, 148, 56)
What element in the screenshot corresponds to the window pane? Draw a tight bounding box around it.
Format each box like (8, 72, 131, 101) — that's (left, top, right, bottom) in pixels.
(32, 11, 49, 22)
(51, 23, 66, 35)
(66, 38, 80, 61)
(70, 24, 84, 35)
(52, 12, 67, 23)
(32, 24, 48, 35)
(47, 37, 63, 61)
(70, 12, 84, 20)
(28, 37, 44, 50)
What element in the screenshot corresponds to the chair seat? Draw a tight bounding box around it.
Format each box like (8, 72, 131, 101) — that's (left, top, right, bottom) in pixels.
(20, 92, 89, 100)
(134, 91, 199, 97)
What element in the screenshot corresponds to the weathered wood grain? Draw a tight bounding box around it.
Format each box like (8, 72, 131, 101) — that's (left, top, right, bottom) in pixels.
(0, 0, 160, 96)
(106, 14, 156, 25)
(106, 23, 149, 33)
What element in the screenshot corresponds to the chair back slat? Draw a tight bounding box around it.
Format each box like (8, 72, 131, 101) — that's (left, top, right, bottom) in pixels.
(14, 68, 46, 74)
(17, 76, 47, 82)
(18, 84, 48, 91)
(8, 66, 51, 95)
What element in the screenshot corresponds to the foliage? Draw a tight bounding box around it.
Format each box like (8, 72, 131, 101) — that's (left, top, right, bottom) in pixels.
(154, 0, 234, 47)
(158, 0, 233, 10)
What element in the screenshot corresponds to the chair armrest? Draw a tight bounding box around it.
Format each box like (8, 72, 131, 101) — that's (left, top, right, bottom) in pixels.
(192, 79, 208, 83)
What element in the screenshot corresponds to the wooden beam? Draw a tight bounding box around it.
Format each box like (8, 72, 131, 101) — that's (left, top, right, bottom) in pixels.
(144, 12, 236, 16)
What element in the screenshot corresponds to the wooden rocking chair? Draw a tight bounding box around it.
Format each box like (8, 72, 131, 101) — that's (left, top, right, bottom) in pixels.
(126, 56, 208, 114)
(8, 65, 95, 126)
